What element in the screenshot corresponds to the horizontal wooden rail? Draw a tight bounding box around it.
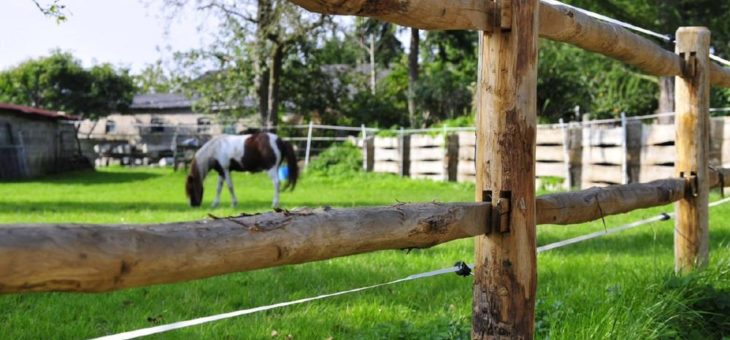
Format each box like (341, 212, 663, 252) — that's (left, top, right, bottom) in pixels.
(537, 178, 685, 224)
(538, 2, 681, 78)
(285, 0, 730, 87)
(286, 0, 492, 30)
(711, 64, 730, 88)
(0, 203, 489, 293)
(2, 168, 727, 293)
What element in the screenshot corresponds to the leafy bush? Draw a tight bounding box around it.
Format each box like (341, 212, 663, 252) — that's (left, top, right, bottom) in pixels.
(307, 142, 363, 176)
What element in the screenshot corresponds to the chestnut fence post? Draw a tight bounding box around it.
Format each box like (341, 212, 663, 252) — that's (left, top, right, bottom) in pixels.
(473, 0, 539, 337)
(674, 27, 711, 274)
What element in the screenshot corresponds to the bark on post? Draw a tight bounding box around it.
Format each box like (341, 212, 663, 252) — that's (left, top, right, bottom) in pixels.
(473, 0, 539, 337)
(674, 27, 711, 274)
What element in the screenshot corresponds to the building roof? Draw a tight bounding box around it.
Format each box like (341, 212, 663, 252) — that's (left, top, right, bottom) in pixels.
(131, 93, 195, 110)
(0, 103, 78, 120)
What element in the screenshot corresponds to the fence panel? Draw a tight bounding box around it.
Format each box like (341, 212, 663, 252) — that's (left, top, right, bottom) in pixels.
(373, 136, 402, 175)
(409, 134, 448, 181)
(581, 125, 625, 187)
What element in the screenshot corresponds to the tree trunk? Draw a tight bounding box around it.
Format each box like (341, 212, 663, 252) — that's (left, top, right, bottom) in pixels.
(369, 34, 376, 95)
(255, 0, 274, 128)
(408, 28, 420, 127)
(266, 44, 285, 130)
(257, 69, 270, 127)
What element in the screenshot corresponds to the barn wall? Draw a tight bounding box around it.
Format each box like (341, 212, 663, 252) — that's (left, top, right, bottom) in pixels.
(0, 114, 87, 178)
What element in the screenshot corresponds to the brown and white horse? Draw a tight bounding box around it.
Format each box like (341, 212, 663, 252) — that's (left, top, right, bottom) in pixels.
(185, 132, 298, 208)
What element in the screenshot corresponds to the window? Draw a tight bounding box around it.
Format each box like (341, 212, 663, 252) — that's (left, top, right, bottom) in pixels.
(197, 117, 211, 133)
(105, 120, 116, 134)
(150, 117, 165, 133)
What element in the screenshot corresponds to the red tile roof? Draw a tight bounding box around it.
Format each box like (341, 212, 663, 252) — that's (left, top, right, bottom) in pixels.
(0, 103, 79, 120)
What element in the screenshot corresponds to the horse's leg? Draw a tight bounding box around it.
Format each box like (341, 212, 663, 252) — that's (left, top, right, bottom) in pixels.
(210, 175, 224, 208)
(267, 167, 280, 208)
(224, 169, 238, 207)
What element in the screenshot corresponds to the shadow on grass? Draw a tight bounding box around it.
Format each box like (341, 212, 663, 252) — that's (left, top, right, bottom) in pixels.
(5, 169, 164, 185)
(0, 200, 384, 215)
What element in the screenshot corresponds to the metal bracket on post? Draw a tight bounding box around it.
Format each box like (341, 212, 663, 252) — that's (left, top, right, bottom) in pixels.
(483, 190, 512, 234)
(680, 171, 699, 198)
(680, 51, 698, 78)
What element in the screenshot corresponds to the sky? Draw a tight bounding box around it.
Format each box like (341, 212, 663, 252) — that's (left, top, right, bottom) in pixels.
(0, 0, 217, 73)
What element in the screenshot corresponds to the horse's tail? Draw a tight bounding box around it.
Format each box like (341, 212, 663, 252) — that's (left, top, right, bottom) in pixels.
(278, 138, 299, 191)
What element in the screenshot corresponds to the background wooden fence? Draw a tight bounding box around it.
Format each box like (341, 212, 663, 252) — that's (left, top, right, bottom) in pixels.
(367, 117, 730, 189)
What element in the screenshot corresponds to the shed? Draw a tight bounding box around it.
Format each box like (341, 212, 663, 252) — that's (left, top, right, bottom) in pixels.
(0, 103, 89, 179)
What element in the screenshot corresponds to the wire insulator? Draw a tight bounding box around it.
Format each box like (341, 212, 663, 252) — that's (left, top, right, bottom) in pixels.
(454, 261, 472, 277)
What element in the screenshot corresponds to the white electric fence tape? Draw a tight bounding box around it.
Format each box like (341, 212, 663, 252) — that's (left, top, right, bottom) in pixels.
(93, 196, 730, 340)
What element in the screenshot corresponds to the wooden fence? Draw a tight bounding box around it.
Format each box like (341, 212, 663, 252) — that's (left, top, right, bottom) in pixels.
(3, 1, 730, 338)
(367, 117, 730, 190)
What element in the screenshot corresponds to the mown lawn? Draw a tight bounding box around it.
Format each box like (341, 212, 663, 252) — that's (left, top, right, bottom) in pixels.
(0, 167, 728, 339)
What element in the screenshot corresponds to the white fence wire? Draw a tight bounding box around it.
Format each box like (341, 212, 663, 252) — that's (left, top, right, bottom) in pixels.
(93, 195, 730, 340)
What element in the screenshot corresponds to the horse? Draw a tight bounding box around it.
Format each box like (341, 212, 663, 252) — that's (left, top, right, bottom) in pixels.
(185, 132, 299, 208)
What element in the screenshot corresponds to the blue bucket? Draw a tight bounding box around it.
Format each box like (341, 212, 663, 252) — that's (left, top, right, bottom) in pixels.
(278, 166, 289, 181)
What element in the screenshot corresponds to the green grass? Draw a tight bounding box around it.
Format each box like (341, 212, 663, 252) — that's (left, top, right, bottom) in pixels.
(0, 167, 729, 339)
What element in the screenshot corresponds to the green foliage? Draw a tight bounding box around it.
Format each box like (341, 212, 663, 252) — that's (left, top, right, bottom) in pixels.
(658, 265, 730, 338)
(435, 114, 476, 128)
(133, 61, 177, 94)
(307, 142, 363, 176)
(538, 40, 658, 121)
(354, 18, 404, 67)
(0, 51, 136, 119)
(416, 60, 475, 125)
(32, 0, 67, 23)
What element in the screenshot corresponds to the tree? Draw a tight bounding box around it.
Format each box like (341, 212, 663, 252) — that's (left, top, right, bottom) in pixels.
(567, 0, 730, 119)
(134, 61, 178, 94)
(162, 0, 328, 129)
(353, 18, 403, 95)
(31, 0, 67, 23)
(407, 28, 420, 127)
(0, 51, 136, 120)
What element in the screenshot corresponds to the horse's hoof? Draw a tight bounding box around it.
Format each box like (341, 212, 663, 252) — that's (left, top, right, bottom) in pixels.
(210, 202, 220, 208)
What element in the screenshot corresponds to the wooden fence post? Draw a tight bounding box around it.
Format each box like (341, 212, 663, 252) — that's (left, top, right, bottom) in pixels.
(674, 27, 711, 274)
(560, 118, 572, 190)
(398, 128, 410, 177)
(473, 0, 539, 337)
(361, 124, 374, 172)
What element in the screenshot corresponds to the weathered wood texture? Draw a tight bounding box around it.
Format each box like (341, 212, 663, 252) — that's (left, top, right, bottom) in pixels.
(537, 178, 684, 225)
(285, 0, 492, 30)
(674, 27, 711, 274)
(0, 203, 490, 293)
(473, 0, 539, 337)
(711, 64, 730, 88)
(539, 2, 682, 78)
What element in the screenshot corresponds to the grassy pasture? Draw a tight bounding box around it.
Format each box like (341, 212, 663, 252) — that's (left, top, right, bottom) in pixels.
(0, 167, 729, 339)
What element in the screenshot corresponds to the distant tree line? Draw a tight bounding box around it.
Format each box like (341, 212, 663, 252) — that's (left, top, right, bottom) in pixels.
(15, 0, 730, 127)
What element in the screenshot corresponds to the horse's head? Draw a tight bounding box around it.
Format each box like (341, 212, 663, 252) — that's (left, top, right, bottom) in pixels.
(185, 159, 204, 207)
